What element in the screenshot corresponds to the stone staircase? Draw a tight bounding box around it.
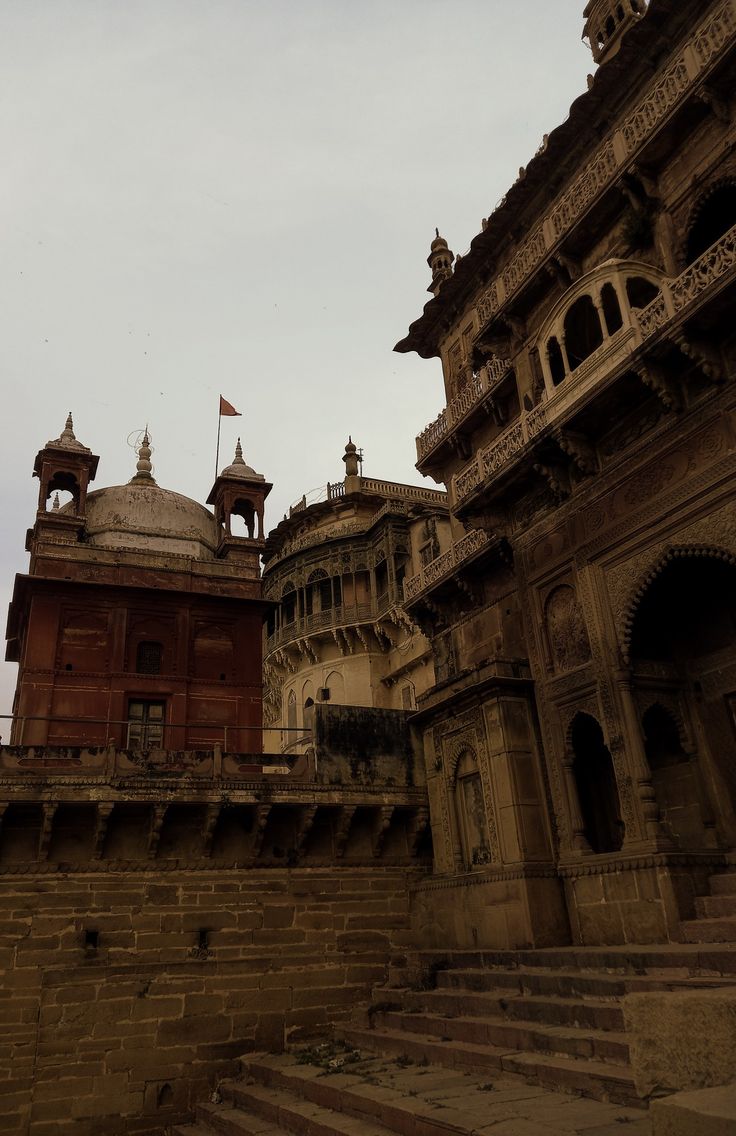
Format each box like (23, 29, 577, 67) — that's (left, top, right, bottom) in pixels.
(681, 868, 736, 942)
(172, 943, 736, 1136)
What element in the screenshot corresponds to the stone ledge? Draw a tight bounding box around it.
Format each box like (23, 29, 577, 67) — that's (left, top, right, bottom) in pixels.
(651, 1082, 736, 1136)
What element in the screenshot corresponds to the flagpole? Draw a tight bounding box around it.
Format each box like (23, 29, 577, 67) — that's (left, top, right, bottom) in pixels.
(215, 402, 222, 481)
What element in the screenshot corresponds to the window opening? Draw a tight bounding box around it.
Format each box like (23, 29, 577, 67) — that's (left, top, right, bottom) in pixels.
(136, 640, 163, 675)
(686, 185, 736, 264)
(626, 276, 660, 310)
(547, 336, 566, 386)
(455, 750, 492, 869)
(563, 295, 603, 370)
(600, 282, 623, 334)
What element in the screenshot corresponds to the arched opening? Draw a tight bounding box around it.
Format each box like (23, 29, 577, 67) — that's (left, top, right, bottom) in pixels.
(286, 690, 297, 731)
(571, 713, 624, 854)
(46, 471, 81, 513)
(605, 15, 616, 37)
(600, 282, 623, 334)
(642, 704, 706, 849)
(686, 184, 736, 264)
(281, 583, 297, 626)
(629, 554, 736, 844)
(229, 497, 256, 538)
(454, 749, 492, 870)
(563, 295, 604, 371)
(626, 275, 661, 310)
(547, 336, 566, 386)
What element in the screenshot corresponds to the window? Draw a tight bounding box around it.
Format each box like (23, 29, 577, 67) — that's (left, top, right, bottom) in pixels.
(135, 640, 163, 675)
(127, 700, 165, 749)
(563, 294, 603, 370)
(600, 282, 623, 334)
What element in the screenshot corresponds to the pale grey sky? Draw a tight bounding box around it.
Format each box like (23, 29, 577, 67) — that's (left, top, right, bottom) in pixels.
(0, 0, 591, 715)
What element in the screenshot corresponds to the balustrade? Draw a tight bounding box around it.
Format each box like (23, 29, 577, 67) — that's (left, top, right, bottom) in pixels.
(416, 357, 512, 464)
(452, 219, 736, 506)
(403, 529, 490, 603)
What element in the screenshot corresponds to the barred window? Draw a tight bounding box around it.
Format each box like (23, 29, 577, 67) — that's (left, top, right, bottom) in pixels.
(136, 640, 163, 675)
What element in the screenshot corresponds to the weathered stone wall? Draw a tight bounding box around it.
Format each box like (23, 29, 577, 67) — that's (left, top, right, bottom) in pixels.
(0, 866, 420, 1135)
(314, 705, 421, 787)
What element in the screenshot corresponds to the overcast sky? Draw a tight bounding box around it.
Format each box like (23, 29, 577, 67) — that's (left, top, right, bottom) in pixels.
(0, 0, 592, 716)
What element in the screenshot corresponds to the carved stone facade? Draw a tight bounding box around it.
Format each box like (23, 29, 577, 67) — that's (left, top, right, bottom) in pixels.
(399, 0, 736, 948)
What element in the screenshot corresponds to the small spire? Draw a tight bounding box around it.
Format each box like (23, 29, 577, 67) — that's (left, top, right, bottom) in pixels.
(52, 492, 60, 511)
(130, 428, 155, 483)
(232, 438, 246, 466)
(57, 412, 77, 446)
(343, 437, 360, 480)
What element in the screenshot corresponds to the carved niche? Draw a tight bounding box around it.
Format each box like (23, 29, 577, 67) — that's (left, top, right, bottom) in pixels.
(544, 585, 592, 672)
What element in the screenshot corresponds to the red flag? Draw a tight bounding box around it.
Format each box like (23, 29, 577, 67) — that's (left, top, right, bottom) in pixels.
(219, 395, 241, 416)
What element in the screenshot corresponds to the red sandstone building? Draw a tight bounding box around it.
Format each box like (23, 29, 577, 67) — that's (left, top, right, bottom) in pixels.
(6, 417, 271, 753)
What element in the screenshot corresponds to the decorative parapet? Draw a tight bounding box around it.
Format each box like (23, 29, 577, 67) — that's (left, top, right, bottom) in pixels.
(266, 600, 385, 652)
(403, 529, 491, 603)
(416, 356, 512, 464)
(473, 0, 736, 330)
(453, 219, 736, 507)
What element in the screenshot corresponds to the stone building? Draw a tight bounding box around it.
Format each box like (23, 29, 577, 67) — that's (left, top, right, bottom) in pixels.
(397, 0, 736, 950)
(3, 2, 736, 1134)
(261, 440, 450, 751)
(7, 421, 270, 753)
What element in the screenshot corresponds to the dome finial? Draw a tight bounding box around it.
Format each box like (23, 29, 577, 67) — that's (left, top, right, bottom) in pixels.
(52, 492, 60, 511)
(130, 427, 156, 484)
(233, 437, 245, 465)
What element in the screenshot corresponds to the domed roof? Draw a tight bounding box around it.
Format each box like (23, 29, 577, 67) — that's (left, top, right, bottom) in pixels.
(219, 438, 265, 482)
(83, 481, 220, 559)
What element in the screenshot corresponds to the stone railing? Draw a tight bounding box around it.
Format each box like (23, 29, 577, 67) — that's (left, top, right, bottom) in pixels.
(266, 601, 386, 651)
(473, 0, 735, 330)
(403, 529, 491, 603)
(416, 357, 512, 464)
(453, 219, 736, 506)
(359, 477, 448, 505)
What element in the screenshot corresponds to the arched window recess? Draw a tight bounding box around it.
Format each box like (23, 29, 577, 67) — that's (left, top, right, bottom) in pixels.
(535, 259, 665, 394)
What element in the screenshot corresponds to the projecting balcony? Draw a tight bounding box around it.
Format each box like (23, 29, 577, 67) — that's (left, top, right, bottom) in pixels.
(266, 598, 399, 653)
(416, 356, 513, 469)
(403, 529, 492, 606)
(452, 221, 736, 511)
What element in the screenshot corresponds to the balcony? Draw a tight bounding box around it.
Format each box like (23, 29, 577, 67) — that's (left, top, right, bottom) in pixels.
(403, 529, 491, 605)
(453, 220, 736, 509)
(266, 599, 397, 653)
(416, 356, 512, 467)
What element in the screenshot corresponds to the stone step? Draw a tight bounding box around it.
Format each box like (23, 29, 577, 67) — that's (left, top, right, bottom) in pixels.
(695, 894, 736, 919)
(369, 1007, 630, 1065)
(406, 943, 736, 975)
(680, 916, 736, 943)
(213, 1082, 399, 1136)
(431, 965, 736, 999)
(707, 872, 736, 896)
(395, 986, 626, 1031)
(340, 1025, 641, 1107)
(237, 1052, 649, 1134)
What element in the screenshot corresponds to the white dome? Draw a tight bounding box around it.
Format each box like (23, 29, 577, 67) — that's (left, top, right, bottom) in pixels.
(83, 481, 220, 559)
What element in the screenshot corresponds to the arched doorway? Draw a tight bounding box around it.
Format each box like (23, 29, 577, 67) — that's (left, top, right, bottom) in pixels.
(629, 553, 736, 846)
(570, 713, 624, 854)
(641, 704, 708, 849)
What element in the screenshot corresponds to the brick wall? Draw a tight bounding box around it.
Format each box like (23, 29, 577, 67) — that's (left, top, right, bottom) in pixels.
(0, 866, 420, 1135)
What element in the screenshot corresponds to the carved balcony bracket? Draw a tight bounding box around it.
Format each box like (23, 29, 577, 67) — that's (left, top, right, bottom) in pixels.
(533, 460, 571, 501)
(456, 574, 483, 606)
(202, 804, 222, 857)
(408, 807, 430, 857)
(37, 803, 57, 861)
(695, 84, 731, 123)
(485, 398, 507, 428)
(450, 433, 472, 461)
(621, 166, 660, 209)
(554, 429, 599, 476)
(93, 803, 114, 860)
(556, 252, 582, 283)
(674, 332, 724, 383)
(371, 806, 395, 858)
(147, 805, 167, 859)
(249, 804, 272, 861)
(335, 806, 357, 858)
(635, 361, 684, 411)
(293, 805, 318, 857)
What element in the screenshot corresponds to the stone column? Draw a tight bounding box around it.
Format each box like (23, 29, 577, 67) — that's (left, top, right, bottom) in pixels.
(561, 754, 593, 853)
(616, 670, 673, 848)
